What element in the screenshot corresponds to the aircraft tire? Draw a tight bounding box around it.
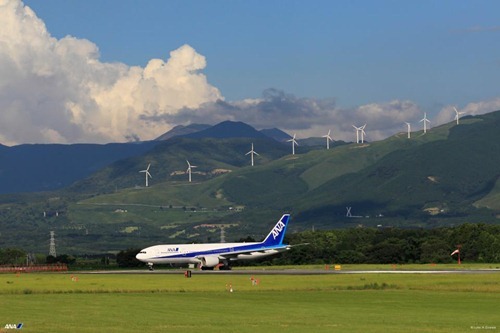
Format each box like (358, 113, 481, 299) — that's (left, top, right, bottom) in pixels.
(201, 266, 214, 271)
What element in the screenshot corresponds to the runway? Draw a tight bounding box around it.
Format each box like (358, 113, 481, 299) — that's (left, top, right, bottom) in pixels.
(80, 268, 500, 275)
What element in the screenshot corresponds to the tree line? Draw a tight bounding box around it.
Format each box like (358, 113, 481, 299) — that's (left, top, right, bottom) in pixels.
(116, 223, 500, 267)
(273, 223, 500, 265)
(2, 223, 499, 267)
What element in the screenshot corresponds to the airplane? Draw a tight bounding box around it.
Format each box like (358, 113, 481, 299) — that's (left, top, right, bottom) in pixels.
(136, 214, 292, 270)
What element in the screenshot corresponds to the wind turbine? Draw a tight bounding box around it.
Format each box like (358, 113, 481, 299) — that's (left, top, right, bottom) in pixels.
(352, 124, 366, 143)
(322, 130, 333, 149)
(139, 163, 152, 187)
(346, 207, 352, 217)
(245, 143, 259, 166)
(405, 122, 411, 139)
(186, 160, 197, 182)
(453, 107, 465, 125)
(360, 124, 367, 143)
(420, 113, 430, 134)
(287, 133, 298, 155)
(352, 125, 361, 143)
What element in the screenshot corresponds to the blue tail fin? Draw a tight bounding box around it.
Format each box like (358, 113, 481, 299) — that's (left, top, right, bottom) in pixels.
(261, 214, 290, 246)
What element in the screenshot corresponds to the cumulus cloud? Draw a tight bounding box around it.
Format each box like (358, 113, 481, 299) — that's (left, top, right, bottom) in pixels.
(0, 0, 221, 145)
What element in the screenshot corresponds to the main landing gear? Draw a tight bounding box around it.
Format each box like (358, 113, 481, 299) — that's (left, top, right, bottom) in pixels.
(201, 266, 214, 271)
(199, 263, 232, 271)
(219, 259, 232, 271)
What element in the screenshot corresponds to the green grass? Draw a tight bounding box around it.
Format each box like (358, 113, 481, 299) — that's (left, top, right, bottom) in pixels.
(475, 178, 500, 210)
(1, 271, 498, 332)
(77, 178, 235, 209)
(69, 202, 233, 227)
(236, 263, 500, 271)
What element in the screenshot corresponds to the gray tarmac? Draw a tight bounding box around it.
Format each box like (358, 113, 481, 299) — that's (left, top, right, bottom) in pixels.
(80, 268, 500, 275)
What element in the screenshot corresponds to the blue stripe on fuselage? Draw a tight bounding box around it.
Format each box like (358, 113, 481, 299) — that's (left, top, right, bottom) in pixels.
(155, 243, 282, 260)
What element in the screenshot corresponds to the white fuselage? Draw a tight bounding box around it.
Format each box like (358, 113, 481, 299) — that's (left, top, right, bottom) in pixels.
(136, 242, 280, 265)
(136, 214, 292, 268)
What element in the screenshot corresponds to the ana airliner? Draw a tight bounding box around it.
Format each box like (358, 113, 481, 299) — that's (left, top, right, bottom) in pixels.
(136, 214, 291, 270)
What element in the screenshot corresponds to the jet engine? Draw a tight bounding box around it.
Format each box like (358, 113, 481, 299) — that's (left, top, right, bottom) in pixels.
(201, 256, 220, 268)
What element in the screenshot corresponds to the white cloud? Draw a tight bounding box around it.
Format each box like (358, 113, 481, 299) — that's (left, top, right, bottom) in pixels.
(331, 100, 422, 142)
(0, 0, 221, 145)
(434, 98, 500, 127)
(462, 98, 500, 116)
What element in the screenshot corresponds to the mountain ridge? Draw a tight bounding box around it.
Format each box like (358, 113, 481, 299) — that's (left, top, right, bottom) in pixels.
(0, 121, 294, 194)
(1, 111, 500, 253)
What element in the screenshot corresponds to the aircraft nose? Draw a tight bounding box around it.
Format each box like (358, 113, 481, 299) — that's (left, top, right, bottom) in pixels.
(136, 250, 146, 261)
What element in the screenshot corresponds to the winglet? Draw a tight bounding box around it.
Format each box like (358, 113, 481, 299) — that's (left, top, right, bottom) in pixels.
(261, 214, 290, 246)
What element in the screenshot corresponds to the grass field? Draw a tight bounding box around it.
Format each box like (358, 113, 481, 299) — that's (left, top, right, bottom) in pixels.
(1, 269, 499, 333)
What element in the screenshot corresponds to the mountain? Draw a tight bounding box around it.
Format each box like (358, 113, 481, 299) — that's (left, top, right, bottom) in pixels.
(299, 137, 349, 147)
(75, 110, 500, 227)
(155, 124, 211, 140)
(67, 135, 292, 194)
(0, 141, 158, 194)
(2, 113, 500, 253)
(0, 121, 296, 194)
(259, 128, 291, 142)
(156, 123, 292, 142)
(293, 112, 500, 225)
(182, 120, 270, 139)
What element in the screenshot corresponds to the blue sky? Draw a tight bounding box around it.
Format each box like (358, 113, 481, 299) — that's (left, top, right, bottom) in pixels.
(2, 0, 500, 144)
(25, 0, 500, 108)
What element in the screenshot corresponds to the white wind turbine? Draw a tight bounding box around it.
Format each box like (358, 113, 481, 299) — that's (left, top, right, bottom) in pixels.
(420, 113, 430, 134)
(346, 207, 352, 217)
(360, 124, 367, 143)
(139, 163, 152, 187)
(186, 160, 197, 182)
(405, 122, 411, 139)
(287, 133, 298, 155)
(453, 107, 465, 125)
(352, 124, 366, 143)
(322, 130, 333, 149)
(352, 125, 361, 143)
(245, 143, 259, 166)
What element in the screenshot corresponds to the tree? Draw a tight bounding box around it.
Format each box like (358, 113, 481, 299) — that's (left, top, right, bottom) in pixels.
(0, 248, 26, 265)
(46, 254, 76, 264)
(116, 248, 144, 267)
(367, 238, 406, 264)
(420, 237, 452, 263)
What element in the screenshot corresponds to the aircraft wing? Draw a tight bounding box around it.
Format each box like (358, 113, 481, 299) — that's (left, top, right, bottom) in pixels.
(205, 245, 292, 261)
(227, 243, 311, 258)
